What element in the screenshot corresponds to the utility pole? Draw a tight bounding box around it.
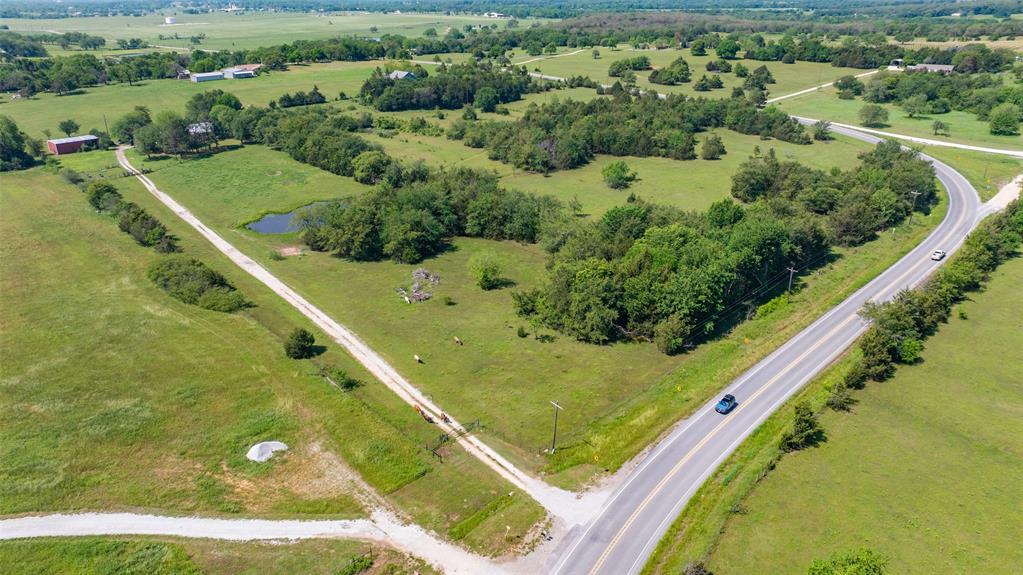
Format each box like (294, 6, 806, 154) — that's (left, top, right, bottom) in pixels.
(786, 266, 798, 293)
(549, 401, 563, 454)
(908, 191, 922, 225)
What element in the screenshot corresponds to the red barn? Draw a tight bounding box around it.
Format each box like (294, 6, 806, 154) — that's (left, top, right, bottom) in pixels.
(46, 135, 99, 155)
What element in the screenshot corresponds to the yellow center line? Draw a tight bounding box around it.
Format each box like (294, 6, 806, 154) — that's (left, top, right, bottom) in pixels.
(587, 313, 858, 575)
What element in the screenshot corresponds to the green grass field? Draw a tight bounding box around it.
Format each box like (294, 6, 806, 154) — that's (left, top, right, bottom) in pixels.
(916, 145, 1022, 201)
(360, 128, 871, 216)
(2, 537, 434, 575)
(526, 46, 868, 98)
(0, 61, 382, 139)
(704, 255, 1023, 575)
(0, 11, 540, 51)
(0, 166, 366, 520)
(0, 160, 544, 555)
(776, 87, 1023, 152)
(110, 137, 947, 488)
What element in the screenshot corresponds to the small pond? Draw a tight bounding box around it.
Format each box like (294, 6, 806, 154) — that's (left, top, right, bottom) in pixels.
(246, 202, 326, 234)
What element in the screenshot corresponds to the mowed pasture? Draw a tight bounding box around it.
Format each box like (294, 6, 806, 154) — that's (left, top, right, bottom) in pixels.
(776, 86, 1023, 152)
(1, 159, 545, 556)
(364, 128, 871, 216)
(0, 166, 361, 519)
(115, 136, 949, 487)
(0, 11, 537, 51)
(525, 46, 869, 98)
(706, 255, 1023, 575)
(1, 537, 435, 575)
(0, 60, 381, 139)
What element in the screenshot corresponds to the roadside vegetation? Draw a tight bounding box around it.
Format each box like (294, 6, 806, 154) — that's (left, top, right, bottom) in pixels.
(0, 537, 435, 575)
(645, 201, 1023, 574)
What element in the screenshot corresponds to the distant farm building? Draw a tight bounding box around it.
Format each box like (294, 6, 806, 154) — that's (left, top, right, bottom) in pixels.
(190, 71, 224, 83)
(906, 63, 956, 74)
(387, 70, 416, 81)
(187, 122, 214, 136)
(889, 59, 956, 74)
(164, 16, 176, 24)
(47, 135, 99, 155)
(223, 67, 255, 79)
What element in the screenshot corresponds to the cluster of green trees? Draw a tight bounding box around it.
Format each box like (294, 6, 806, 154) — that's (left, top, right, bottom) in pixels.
(296, 168, 560, 264)
(359, 61, 540, 111)
(0, 115, 41, 171)
(648, 57, 690, 85)
(0, 31, 49, 58)
(85, 181, 179, 253)
(512, 139, 935, 351)
(0, 50, 189, 96)
(452, 92, 806, 174)
(608, 56, 651, 77)
(732, 141, 937, 246)
(147, 256, 247, 313)
(511, 195, 828, 350)
(274, 85, 326, 108)
(693, 74, 725, 91)
(847, 69, 1022, 135)
(109, 91, 247, 155)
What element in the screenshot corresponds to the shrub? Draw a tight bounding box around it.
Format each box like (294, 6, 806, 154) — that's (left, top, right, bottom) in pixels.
(700, 134, 726, 160)
(602, 160, 636, 189)
(117, 202, 178, 252)
(469, 250, 503, 290)
(858, 104, 889, 128)
(812, 120, 831, 141)
(147, 257, 245, 312)
(780, 401, 825, 451)
(86, 181, 122, 211)
(323, 366, 361, 391)
(807, 548, 887, 575)
(60, 168, 85, 187)
(352, 150, 392, 184)
(654, 314, 692, 355)
(988, 102, 1020, 136)
(284, 328, 316, 359)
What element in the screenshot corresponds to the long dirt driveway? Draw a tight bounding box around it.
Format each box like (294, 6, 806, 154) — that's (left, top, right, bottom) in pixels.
(114, 148, 592, 523)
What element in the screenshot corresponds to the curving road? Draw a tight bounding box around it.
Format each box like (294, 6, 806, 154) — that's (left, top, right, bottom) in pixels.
(547, 122, 984, 575)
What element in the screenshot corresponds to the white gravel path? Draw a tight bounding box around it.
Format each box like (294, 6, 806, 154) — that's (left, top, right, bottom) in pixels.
(114, 148, 596, 524)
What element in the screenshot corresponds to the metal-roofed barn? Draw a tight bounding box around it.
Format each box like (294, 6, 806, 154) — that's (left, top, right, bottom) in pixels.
(46, 135, 99, 155)
(223, 67, 255, 79)
(190, 71, 224, 83)
(387, 70, 417, 81)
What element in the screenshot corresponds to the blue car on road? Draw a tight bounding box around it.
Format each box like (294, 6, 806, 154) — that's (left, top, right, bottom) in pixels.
(715, 394, 738, 414)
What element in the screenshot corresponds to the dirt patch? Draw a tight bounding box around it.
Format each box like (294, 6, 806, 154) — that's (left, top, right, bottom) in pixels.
(278, 246, 303, 257)
(214, 441, 389, 516)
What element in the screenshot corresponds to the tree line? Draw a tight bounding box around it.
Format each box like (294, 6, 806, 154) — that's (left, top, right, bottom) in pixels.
(359, 61, 542, 111)
(449, 90, 807, 175)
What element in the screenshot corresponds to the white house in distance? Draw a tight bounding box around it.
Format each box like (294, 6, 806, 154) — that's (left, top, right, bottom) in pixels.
(190, 71, 224, 83)
(164, 16, 176, 25)
(387, 70, 416, 80)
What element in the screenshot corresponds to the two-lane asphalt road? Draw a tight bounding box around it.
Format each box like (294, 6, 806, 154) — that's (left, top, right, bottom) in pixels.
(548, 123, 983, 575)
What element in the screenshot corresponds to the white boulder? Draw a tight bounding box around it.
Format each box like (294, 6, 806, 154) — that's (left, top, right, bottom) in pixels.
(246, 441, 289, 462)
